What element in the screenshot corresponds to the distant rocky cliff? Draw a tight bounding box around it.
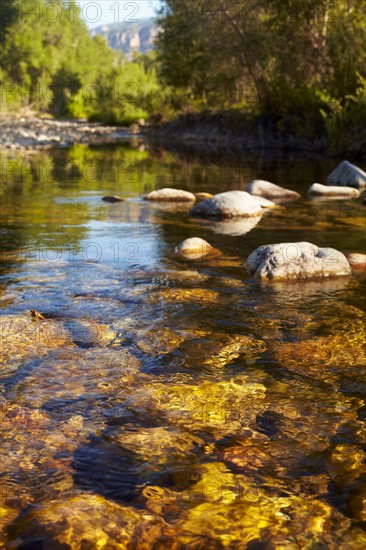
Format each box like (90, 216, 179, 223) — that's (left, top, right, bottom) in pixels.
(90, 19, 158, 59)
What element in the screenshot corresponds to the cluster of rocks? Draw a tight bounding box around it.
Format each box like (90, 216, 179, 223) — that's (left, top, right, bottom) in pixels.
(0, 116, 132, 150)
(309, 161, 366, 199)
(129, 160, 366, 280)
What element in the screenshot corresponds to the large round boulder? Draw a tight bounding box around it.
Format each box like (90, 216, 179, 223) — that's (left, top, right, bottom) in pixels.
(246, 180, 300, 201)
(144, 188, 196, 202)
(246, 242, 351, 281)
(308, 183, 360, 198)
(190, 191, 262, 218)
(327, 161, 366, 189)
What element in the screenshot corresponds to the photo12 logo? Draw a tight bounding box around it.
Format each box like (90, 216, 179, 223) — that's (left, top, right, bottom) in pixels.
(1, 159, 140, 185)
(4, 1, 141, 25)
(1, 80, 141, 106)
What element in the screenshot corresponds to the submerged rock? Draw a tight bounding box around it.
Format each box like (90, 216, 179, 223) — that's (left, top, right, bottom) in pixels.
(0, 314, 72, 368)
(246, 242, 351, 280)
(150, 287, 220, 305)
(308, 183, 360, 198)
(175, 462, 335, 548)
(176, 237, 220, 260)
(152, 269, 210, 285)
(271, 330, 366, 380)
(112, 426, 203, 466)
(327, 160, 366, 188)
(144, 187, 196, 202)
(136, 327, 185, 355)
(7, 494, 174, 549)
(246, 179, 301, 201)
(190, 191, 262, 218)
(65, 319, 119, 347)
(221, 445, 269, 473)
(127, 376, 267, 433)
(347, 253, 366, 273)
(102, 195, 125, 203)
(201, 334, 267, 368)
(171, 331, 266, 372)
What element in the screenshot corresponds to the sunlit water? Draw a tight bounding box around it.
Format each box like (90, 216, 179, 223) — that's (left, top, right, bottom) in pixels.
(1, 141, 365, 548)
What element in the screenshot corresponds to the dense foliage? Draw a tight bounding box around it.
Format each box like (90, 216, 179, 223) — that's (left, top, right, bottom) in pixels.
(0, 0, 166, 123)
(1, 0, 365, 153)
(156, 0, 366, 153)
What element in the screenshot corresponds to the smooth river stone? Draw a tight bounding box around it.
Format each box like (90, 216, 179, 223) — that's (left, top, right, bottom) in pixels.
(102, 195, 125, 203)
(176, 237, 220, 259)
(246, 242, 351, 280)
(255, 196, 278, 208)
(144, 187, 196, 202)
(308, 183, 360, 198)
(246, 179, 301, 200)
(327, 160, 366, 188)
(347, 253, 366, 273)
(190, 190, 262, 218)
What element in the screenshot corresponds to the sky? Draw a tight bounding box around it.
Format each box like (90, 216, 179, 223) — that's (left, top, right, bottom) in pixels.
(76, 1, 162, 28)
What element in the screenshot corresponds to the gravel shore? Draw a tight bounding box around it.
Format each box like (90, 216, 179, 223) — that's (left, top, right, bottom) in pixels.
(0, 115, 136, 150)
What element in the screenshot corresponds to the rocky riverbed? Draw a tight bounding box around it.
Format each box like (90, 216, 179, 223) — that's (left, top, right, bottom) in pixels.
(1, 134, 365, 548)
(0, 115, 137, 151)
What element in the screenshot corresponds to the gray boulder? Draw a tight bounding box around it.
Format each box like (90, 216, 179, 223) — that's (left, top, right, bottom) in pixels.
(308, 183, 360, 198)
(190, 191, 262, 218)
(327, 161, 366, 189)
(246, 180, 300, 201)
(246, 242, 351, 281)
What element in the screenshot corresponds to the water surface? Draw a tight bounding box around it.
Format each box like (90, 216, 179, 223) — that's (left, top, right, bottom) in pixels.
(1, 142, 365, 548)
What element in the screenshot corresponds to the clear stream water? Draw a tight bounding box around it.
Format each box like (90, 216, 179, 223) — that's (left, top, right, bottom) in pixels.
(0, 141, 365, 548)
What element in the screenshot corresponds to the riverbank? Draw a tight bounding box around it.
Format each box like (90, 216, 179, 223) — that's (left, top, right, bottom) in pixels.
(0, 114, 135, 151)
(1, 111, 365, 161)
(147, 111, 366, 161)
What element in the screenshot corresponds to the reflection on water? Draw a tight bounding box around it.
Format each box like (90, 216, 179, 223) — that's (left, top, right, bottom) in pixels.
(1, 142, 366, 547)
(194, 215, 263, 236)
